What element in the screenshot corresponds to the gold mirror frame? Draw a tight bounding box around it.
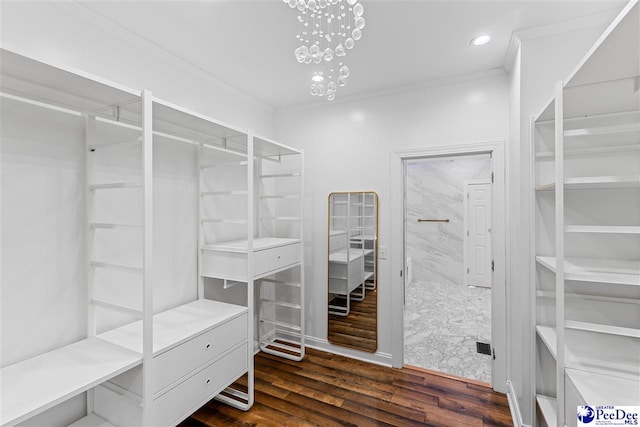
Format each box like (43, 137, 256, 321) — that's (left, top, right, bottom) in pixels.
(327, 191, 378, 352)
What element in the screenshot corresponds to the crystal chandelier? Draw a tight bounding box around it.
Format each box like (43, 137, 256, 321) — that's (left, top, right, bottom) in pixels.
(283, 0, 365, 101)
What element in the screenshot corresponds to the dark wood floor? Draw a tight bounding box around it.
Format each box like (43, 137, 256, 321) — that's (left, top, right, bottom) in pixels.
(180, 347, 513, 427)
(328, 288, 377, 352)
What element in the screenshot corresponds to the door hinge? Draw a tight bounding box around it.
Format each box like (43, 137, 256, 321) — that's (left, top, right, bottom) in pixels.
(492, 348, 496, 360)
(400, 270, 403, 277)
(467, 268, 469, 274)
(467, 230, 469, 236)
(491, 172, 494, 183)
(491, 260, 495, 271)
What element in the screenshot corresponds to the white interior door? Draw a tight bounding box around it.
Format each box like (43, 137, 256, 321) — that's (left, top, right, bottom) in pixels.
(465, 181, 492, 288)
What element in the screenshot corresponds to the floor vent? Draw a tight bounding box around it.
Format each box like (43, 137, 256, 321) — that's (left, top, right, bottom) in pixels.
(476, 342, 491, 355)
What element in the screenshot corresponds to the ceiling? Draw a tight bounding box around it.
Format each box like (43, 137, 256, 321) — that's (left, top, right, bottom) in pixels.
(76, 0, 626, 110)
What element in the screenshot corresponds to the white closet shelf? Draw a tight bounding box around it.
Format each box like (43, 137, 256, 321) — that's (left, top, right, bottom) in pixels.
(536, 143, 640, 159)
(536, 395, 558, 427)
(260, 195, 300, 199)
(200, 190, 248, 196)
(201, 219, 247, 224)
(537, 325, 640, 379)
(98, 299, 246, 356)
(89, 182, 142, 191)
(200, 161, 247, 169)
(564, 122, 640, 137)
(329, 248, 365, 263)
(536, 175, 640, 191)
(90, 223, 143, 230)
(536, 256, 640, 286)
(89, 138, 142, 151)
(567, 369, 640, 406)
(201, 237, 300, 254)
(90, 261, 143, 275)
(0, 338, 141, 426)
(68, 413, 114, 427)
(260, 172, 301, 178)
(259, 216, 301, 221)
(565, 225, 640, 234)
(536, 325, 558, 358)
(565, 320, 640, 338)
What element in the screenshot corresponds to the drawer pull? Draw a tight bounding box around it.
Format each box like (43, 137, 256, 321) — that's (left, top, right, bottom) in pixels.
(277, 255, 281, 259)
(206, 343, 211, 350)
(206, 378, 211, 385)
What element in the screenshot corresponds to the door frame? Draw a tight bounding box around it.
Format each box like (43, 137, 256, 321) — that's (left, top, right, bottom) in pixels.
(464, 179, 492, 288)
(390, 141, 507, 392)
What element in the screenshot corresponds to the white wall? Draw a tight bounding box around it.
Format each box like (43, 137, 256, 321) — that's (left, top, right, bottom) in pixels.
(507, 17, 616, 427)
(275, 73, 509, 362)
(0, 1, 275, 137)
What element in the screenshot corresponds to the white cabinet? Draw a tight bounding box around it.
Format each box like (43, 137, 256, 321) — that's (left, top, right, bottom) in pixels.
(533, 2, 640, 426)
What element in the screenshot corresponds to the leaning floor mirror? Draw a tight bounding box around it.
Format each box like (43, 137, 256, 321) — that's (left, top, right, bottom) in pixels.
(327, 192, 378, 352)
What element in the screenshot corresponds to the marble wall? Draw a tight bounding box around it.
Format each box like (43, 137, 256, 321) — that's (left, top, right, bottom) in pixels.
(406, 154, 491, 286)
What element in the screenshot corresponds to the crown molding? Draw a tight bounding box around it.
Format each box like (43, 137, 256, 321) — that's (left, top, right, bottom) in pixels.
(276, 68, 507, 114)
(503, 7, 622, 74)
(54, 1, 276, 114)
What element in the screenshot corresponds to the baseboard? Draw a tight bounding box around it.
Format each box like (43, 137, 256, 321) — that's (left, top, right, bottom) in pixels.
(302, 335, 393, 367)
(506, 380, 531, 427)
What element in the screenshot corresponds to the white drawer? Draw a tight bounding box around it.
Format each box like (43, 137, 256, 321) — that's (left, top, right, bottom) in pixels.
(154, 312, 247, 393)
(254, 242, 301, 277)
(155, 342, 248, 426)
(94, 343, 248, 427)
(201, 249, 247, 281)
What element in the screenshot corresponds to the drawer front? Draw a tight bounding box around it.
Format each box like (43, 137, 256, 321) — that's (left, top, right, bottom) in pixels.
(155, 342, 248, 426)
(155, 312, 247, 393)
(329, 233, 347, 252)
(254, 242, 301, 277)
(201, 249, 248, 281)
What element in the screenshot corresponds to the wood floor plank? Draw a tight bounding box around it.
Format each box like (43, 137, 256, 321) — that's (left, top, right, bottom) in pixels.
(181, 347, 513, 427)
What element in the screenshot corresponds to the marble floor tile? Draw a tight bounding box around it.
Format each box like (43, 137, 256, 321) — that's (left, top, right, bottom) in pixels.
(404, 280, 491, 383)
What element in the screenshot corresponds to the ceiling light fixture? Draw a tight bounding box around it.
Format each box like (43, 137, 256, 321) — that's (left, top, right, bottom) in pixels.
(284, 0, 365, 101)
(471, 34, 491, 46)
(312, 73, 325, 82)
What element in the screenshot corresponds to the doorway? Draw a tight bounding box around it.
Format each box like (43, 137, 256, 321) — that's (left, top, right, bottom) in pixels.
(404, 154, 492, 383)
(389, 141, 506, 392)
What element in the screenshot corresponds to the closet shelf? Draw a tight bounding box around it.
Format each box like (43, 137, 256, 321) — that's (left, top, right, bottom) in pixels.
(0, 338, 141, 426)
(259, 172, 301, 178)
(260, 298, 302, 310)
(565, 320, 640, 338)
(98, 299, 246, 356)
(259, 318, 301, 332)
(90, 223, 143, 231)
(260, 195, 300, 199)
(200, 219, 247, 224)
(535, 175, 640, 191)
(260, 216, 300, 221)
(200, 190, 247, 196)
(565, 225, 640, 234)
(201, 237, 300, 254)
(537, 290, 640, 305)
(200, 161, 247, 169)
(536, 395, 558, 427)
(89, 182, 142, 191)
(535, 143, 640, 159)
(89, 138, 142, 151)
(567, 369, 640, 406)
(536, 325, 557, 358)
(89, 261, 143, 275)
(564, 122, 640, 137)
(537, 325, 640, 379)
(535, 256, 640, 286)
(68, 413, 114, 427)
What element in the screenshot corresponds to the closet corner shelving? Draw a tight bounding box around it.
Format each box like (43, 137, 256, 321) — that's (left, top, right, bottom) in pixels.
(532, 1, 640, 426)
(1, 46, 305, 427)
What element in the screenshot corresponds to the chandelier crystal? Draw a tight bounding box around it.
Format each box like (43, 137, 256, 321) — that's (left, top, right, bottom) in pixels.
(283, 0, 365, 101)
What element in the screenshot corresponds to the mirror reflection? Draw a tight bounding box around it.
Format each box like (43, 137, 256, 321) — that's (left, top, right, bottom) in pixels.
(327, 192, 378, 352)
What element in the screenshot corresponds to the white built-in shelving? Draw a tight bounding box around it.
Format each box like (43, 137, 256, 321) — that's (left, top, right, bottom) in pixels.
(1, 46, 302, 426)
(532, 2, 640, 426)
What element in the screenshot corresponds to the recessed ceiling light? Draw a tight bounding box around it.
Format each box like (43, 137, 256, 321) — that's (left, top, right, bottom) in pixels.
(471, 35, 491, 46)
(312, 72, 324, 82)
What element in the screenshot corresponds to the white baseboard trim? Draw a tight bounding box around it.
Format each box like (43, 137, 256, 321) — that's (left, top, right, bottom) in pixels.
(506, 380, 531, 427)
(303, 335, 393, 367)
